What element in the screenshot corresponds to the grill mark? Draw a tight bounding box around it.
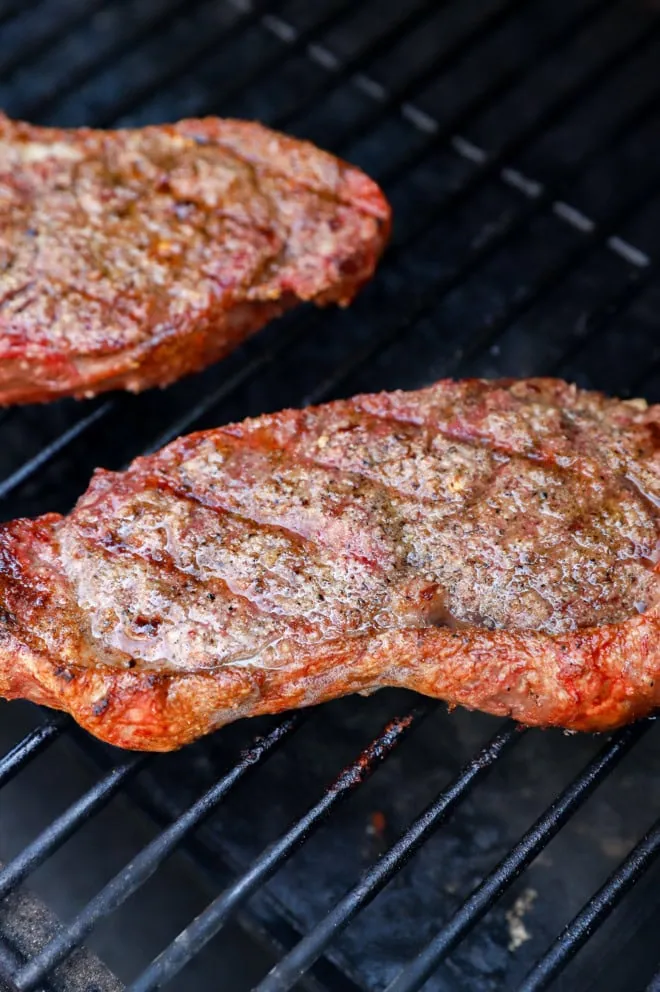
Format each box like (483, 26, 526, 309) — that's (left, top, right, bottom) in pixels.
(71, 471, 407, 638)
(70, 518, 331, 635)
(138, 468, 392, 572)
(0, 523, 101, 670)
(75, 522, 256, 605)
(174, 420, 588, 559)
(66, 381, 660, 649)
(145, 452, 405, 572)
(210, 401, 600, 516)
(148, 418, 659, 632)
(63, 521, 392, 677)
(65, 528, 275, 672)
(348, 389, 634, 480)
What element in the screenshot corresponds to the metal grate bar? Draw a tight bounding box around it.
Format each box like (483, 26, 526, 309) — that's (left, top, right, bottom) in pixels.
(0, 936, 27, 991)
(346, 0, 615, 197)
(307, 123, 660, 406)
(382, 721, 649, 992)
(255, 724, 521, 992)
(312, 182, 660, 404)
(18, 0, 210, 123)
(545, 266, 656, 380)
(302, 0, 628, 167)
(270, 0, 518, 134)
(0, 717, 65, 791)
(315, 2, 657, 283)
(91, 0, 291, 129)
(518, 817, 660, 992)
(148, 0, 364, 127)
(0, 401, 113, 503)
(0, 0, 113, 80)
(436, 178, 660, 383)
(13, 715, 302, 991)
(128, 702, 434, 992)
(0, 755, 144, 902)
(361, 9, 660, 242)
(0, 0, 38, 31)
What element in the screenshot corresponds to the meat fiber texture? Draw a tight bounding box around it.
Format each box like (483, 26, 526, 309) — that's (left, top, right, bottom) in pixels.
(0, 378, 659, 751)
(0, 113, 390, 405)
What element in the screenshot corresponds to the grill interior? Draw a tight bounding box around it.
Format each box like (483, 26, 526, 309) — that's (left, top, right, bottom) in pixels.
(1, 1, 660, 989)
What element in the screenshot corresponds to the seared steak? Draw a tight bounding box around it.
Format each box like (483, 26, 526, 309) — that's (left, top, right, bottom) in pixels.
(0, 378, 658, 750)
(0, 114, 389, 405)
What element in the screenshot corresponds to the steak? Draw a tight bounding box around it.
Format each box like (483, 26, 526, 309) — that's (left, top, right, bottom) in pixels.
(0, 114, 389, 405)
(0, 377, 659, 751)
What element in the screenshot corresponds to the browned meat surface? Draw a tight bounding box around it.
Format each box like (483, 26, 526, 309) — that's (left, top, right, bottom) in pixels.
(0, 113, 390, 405)
(0, 377, 659, 750)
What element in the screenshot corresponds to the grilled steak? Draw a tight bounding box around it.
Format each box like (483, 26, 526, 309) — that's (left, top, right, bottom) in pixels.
(0, 377, 659, 750)
(0, 114, 389, 405)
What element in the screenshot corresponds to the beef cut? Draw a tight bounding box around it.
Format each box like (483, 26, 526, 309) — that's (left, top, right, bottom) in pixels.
(0, 114, 389, 405)
(0, 377, 658, 751)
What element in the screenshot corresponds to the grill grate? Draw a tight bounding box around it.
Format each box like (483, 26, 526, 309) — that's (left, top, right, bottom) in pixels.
(0, 1, 660, 990)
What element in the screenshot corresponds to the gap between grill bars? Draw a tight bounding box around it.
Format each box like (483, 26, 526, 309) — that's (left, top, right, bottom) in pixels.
(0, 714, 303, 991)
(255, 722, 651, 992)
(383, 721, 651, 992)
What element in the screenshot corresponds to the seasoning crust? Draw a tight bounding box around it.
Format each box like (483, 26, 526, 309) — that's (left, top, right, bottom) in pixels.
(0, 114, 390, 404)
(0, 378, 658, 749)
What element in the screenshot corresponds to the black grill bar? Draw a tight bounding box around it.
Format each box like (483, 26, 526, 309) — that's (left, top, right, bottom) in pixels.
(0, 0, 33, 31)
(91, 0, 298, 129)
(307, 117, 660, 406)
(0, 401, 112, 503)
(305, 0, 624, 167)
(517, 817, 660, 992)
(382, 720, 650, 992)
(17, 0, 207, 123)
(128, 702, 435, 992)
(255, 724, 521, 992)
(137, 0, 363, 132)
(0, 717, 65, 790)
(0, 936, 27, 992)
(546, 266, 655, 381)
(0, 0, 111, 80)
(0, 755, 144, 903)
(271, 0, 523, 135)
(336, 0, 614, 197)
(12, 715, 302, 992)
